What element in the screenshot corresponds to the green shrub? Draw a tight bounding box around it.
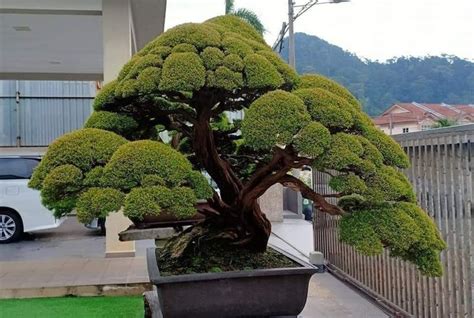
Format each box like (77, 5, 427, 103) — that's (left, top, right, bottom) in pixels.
(93, 80, 117, 111)
(294, 122, 330, 158)
(361, 126, 410, 168)
(242, 90, 310, 150)
(41, 165, 83, 217)
(329, 174, 367, 194)
(205, 15, 263, 43)
(29, 128, 127, 189)
(171, 43, 198, 54)
(340, 202, 446, 276)
(187, 171, 213, 200)
(84, 111, 138, 136)
(201, 47, 225, 70)
(159, 52, 206, 91)
(101, 140, 198, 191)
(76, 188, 125, 223)
(207, 66, 243, 90)
(293, 88, 354, 129)
(296, 74, 360, 109)
(83, 166, 105, 187)
(123, 186, 197, 220)
(256, 50, 299, 88)
(222, 54, 244, 72)
(141, 175, 166, 187)
(243, 54, 284, 89)
(147, 23, 221, 50)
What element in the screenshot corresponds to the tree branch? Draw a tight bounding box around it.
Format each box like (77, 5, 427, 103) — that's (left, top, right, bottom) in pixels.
(279, 175, 347, 216)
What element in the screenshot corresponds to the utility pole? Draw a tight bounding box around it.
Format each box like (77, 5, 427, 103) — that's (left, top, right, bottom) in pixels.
(273, 0, 350, 68)
(288, 0, 296, 68)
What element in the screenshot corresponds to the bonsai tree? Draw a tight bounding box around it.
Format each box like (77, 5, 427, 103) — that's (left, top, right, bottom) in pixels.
(29, 16, 445, 276)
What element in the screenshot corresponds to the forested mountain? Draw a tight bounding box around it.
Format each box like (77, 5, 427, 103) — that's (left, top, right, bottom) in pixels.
(280, 33, 474, 115)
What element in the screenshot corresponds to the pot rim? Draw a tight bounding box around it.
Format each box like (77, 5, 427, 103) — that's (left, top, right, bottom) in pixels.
(147, 244, 317, 285)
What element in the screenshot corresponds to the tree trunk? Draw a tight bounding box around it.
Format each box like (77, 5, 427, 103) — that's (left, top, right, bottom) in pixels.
(241, 201, 272, 252)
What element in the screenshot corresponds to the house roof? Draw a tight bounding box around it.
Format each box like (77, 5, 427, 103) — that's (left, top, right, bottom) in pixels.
(373, 102, 474, 126)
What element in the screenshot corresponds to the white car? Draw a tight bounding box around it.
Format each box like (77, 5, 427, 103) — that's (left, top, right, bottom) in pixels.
(0, 156, 64, 243)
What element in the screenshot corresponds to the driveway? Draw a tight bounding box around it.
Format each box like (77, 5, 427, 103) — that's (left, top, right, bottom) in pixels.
(0, 217, 153, 262)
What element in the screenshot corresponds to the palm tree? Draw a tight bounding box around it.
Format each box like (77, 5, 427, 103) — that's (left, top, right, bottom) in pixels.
(225, 0, 265, 35)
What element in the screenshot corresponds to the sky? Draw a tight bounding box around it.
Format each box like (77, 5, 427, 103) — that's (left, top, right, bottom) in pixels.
(165, 0, 474, 62)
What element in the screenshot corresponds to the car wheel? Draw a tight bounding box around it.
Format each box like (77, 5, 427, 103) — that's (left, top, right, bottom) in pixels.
(0, 210, 23, 243)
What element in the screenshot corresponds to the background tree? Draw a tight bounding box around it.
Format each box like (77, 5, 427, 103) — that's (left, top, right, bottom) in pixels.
(281, 33, 474, 115)
(433, 118, 456, 128)
(30, 16, 445, 276)
(225, 0, 265, 35)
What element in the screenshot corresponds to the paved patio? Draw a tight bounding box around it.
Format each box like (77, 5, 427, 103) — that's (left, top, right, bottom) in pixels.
(0, 217, 387, 316)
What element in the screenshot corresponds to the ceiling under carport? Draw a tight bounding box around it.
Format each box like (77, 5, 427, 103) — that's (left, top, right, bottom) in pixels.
(0, 0, 166, 81)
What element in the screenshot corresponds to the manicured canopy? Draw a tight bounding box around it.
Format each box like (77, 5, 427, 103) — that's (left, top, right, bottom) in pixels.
(30, 15, 445, 276)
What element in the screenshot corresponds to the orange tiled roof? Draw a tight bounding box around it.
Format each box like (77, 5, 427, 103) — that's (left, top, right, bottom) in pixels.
(373, 103, 474, 126)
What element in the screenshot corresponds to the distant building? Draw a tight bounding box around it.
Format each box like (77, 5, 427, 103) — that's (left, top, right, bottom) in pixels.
(373, 102, 474, 135)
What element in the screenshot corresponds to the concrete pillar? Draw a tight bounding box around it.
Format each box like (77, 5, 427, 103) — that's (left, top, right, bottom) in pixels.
(259, 184, 284, 222)
(102, 0, 135, 258)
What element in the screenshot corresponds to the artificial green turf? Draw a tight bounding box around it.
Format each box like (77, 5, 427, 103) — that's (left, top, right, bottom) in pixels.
(0, 295, 143, 318)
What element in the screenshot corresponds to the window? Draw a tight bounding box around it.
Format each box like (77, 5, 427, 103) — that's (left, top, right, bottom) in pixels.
(421, 125, 431, 131)
(402, 128, 409, 133)
(0, 158, 40, 179)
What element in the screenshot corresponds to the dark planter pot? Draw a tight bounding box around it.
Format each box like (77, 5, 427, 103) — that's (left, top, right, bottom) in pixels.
(146, 246, 317, 318)
(131, 201, 209, 229)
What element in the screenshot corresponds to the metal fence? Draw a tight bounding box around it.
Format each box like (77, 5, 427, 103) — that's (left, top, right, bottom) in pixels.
(0, 80, 95, 147)
(313, 124, 474, 318)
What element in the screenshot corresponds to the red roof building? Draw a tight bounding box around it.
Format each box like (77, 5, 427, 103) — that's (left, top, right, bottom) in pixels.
(372, 102, 474, 135)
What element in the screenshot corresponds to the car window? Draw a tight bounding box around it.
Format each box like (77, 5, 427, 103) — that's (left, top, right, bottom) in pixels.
(0, 158, 40, 180)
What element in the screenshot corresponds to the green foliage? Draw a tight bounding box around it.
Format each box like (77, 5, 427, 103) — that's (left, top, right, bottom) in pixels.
(230, 8, 265, 35)
(76, 188, 125, 223)
(433, 118, 456, 128)
(159, 52, 206, 91)
(294, 122, 330, 158)
(364, 166, 416, 203)
(340, 202, 446, 276)
(314, 133, 363, 170)
(125, 54, 163, 80)
(187, 171, 214, 199)
(282, 33, 474, 115)
(171, 43, 198, 54)
(337, 194, 366, 211)
(29, 128, 127, 189)
(41, 165, 83, 217)
(293, 88, 354, 129)
(93, 80, 117, 110)
(123, 186, 197, 220)
(83, 166, 104, 187)
(102, 140, 193, 190)
(142, 45, 172, 59)
(148, 23, 221, 49)
(84, 111, 138, 136)
(361, 126, 410, 168)
(329, 174, 367, 194)
(207, 66, 243, 90)
(296, 74, 360, 109)
(206, 15, 263, 42)
(256, 50, 299, 88)
(141, 175, 166, 187)
(31, 17, 446, 277)
(244, 54, 284, 89)
(137, 67, 162, 94)
(201, 47, 225, 70)
(242, 90, 310, 149)
(222, 35, 253, 58)
(223, 54, 244, 72)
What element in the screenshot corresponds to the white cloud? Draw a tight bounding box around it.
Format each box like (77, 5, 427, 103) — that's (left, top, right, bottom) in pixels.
(165, 0, 474, 61)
